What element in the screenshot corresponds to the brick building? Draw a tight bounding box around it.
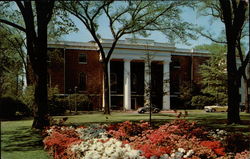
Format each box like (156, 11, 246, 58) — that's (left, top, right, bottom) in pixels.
(48, 38, 225, 110)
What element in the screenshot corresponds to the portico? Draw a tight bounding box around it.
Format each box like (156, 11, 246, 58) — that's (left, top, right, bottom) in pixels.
(102, 38, 172, 110)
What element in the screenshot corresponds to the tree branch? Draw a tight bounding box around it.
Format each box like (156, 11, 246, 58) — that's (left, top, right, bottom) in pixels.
(46, 0, 55, 25)
(61, 2, 89, 27)
(14, 37, 27, 71)
(238, 51, 250, 79)
(122, 3, 175, 35)
(231, 0, 238, 17)
(91, 1, 111, 21)
(15, 1, 25, 13)
(233, 0, 248, 40)
(219, 0, 233, 34)
(103, 3, 116, 38)
(106, 38, 118, 61)
(0, 19, 26, 32)
(196, 28, 227, 44)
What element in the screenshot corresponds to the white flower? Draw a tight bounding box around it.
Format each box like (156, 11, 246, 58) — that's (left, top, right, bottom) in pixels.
(70, 137, 142, 159)
(46, 128, 53, 135)
(183, 150, 194, 158)
(160, 154, 170, 159)
(110, 151, 119, 159)
(129, 150, 141, 158)
(85, 151, 101, 159)
(178, 148, 186, 153)
(171, 153, 175, 158)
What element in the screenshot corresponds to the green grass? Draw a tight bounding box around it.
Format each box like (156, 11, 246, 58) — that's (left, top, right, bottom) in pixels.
(1, 110, 250, 159)
(1, 120, 51, 159)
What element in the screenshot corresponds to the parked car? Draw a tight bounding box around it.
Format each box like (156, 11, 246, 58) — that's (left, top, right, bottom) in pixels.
(137, 105, 160, 114)
(204, 105, 228, 112)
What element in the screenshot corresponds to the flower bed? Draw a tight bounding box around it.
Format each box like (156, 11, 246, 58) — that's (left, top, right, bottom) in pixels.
(43, 120, 250, 159)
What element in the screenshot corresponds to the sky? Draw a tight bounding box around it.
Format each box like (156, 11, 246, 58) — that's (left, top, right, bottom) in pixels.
(62, 4, 226, 49)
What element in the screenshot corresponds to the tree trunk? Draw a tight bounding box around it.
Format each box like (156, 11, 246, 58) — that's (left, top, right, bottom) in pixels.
(26, 59, 35, 85)
(218, 0, 246, 124)
(227, 43, 241, 124)
(103, 61, 110, 114)
(31, 2, 50, 129)
(32, 66, 49, 129)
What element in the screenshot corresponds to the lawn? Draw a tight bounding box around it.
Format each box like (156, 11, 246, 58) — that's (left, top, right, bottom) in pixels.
(1, 110, 250, 159)
(1, 120, 51, 159)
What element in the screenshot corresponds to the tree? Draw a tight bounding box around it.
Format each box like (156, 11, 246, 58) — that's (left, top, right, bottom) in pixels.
(60, 1, 197, 114)
(219, 0, 249, 122)
(196, 0, 249, 123)
(0, 2, 78, 87)
(0, 1, 55, 129)
(193, 43, 228, 106)
(179, 81, 195, 108)
(0, 26, 23, 97)
(143, 51, 154, 126)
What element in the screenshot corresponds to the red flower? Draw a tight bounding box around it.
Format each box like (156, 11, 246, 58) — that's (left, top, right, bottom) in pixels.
(200, 141, 225, 156)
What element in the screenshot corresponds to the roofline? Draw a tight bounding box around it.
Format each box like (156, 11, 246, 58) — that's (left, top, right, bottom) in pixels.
(48, 39, 210, 55)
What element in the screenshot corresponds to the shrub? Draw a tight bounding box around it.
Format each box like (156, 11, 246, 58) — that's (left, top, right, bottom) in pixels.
(200, 141, 225, 156)
(0, 96, 18, 118)
(224, 133, 250, 153)
(0, 96, 31, 118)
(191, 95, 214, 109)
(235, 150, 250, 159)
(19, 85, 66, 115)
(16, 100, 31, 116)
(43, 130, 81, 159)
(48, 95, 67, 116)
(108, 120, 221, 158)
(43, 121, 249, 159)
(66, 94, 91, 111)
(107, 121, 150, 141)
(19, 85, 35, 114)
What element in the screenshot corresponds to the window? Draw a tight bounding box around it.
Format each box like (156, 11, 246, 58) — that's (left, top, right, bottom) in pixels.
(79, 72, 87, 91)
(131, 73, 137, 93)
(79, 53, 87, 64)
(110, 73, 117, 93)
(172, 61, 180, 69)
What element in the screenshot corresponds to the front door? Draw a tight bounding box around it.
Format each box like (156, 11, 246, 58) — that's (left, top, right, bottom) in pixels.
(131, 98, 137, 109)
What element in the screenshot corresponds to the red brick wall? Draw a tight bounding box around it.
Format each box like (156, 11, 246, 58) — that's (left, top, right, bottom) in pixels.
(170, 55, 209, 108)
(171, 56, 191, 87)
(48, 49, 65, 92)
(192, 56, 209, 85)
(170, 55, 209, 88)
(65, 49, 103, 109)
(49, 49, 103, 110)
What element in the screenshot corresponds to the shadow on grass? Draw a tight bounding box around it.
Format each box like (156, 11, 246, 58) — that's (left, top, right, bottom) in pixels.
(1, 126, 44, 152)
(193, 118, 250, 134)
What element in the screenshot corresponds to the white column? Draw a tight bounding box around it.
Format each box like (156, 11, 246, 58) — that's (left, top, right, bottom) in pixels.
(124, 59, 131, 110)
(163, 61, 170, 110)
(102, 77, 105, 109)
(144, 61, 150, 106)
